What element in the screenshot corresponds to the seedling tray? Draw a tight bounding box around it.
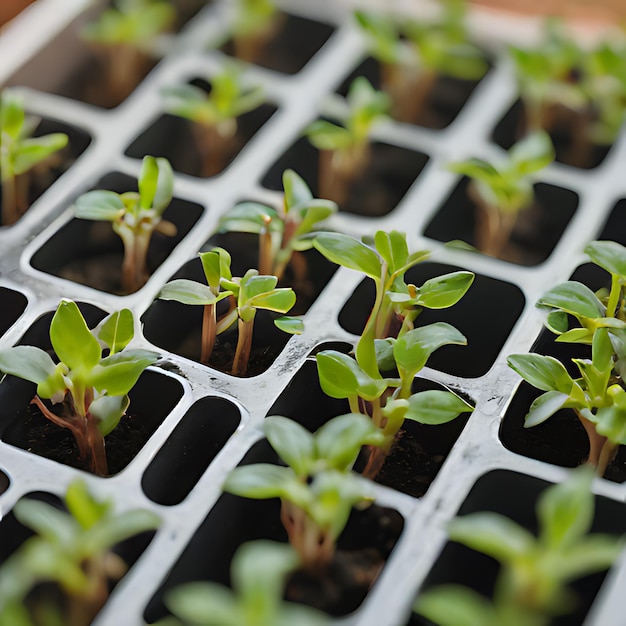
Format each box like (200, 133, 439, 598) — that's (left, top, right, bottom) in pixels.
(1, 1, 626, 624)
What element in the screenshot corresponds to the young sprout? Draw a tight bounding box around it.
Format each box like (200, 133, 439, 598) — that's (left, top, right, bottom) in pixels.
(448, 130, 555, 259)
(354, 0, 487, 123)
(161, 66, 265, 176)
(73, 155, 175, 293)
(224, 414, 384, 570)
(0, 299, 159, 476)
(158, 249, 300, 375)
(81, 0, 175, 105)
(313, 230, 474, 477)
(508, 240, 626, 476)
(1, 89, 69, 226)
(162, 541, 328, 626)
(217, 169, 337, 283)
(414, 468, 622, 626)
(0, 479, 160, 626)
(582, 40, 626, 147)
(508, 19, 586, 135)
(305, 77, 390, 207)
(229, 0, 281, 63)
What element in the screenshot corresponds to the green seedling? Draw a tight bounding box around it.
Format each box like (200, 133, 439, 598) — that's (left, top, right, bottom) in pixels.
(313, 230, 474, 477)
(158, 248, 300, 375)
(73, 155, 175, 293)
(414, 468, 622, 626)
(228, 0, 281, 63)
(508, 240, 626, 476)
(582, 40, 626, 146)
(224, 414, 384, 569)
(0, 299, 159, 476)
(0, 479, 160, 626)
(354, 1, 487, 123)
(305, 77, 390, 206)
(81, 0, 175, 104)
(1, 89, 68, 226)
(161, 66, 265, 176)
(448, 130, 554, 259)
(217, 169, 337, 283)
(508, 20, 586, 135)
(161, 541, 328, 626)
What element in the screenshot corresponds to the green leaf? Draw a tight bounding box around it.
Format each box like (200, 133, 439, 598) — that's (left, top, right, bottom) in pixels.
(524, 390, 569, 427)
(96, 309, 134, 354)
(403, 390, 473, 425)
(218, 202, 277, 234)
(537, 467, 594, 550)
(315, 413, 385, 471)
(74, 190, 125, 222)
(415, 585, 496, 626)
(449, 512, 534, 563)
(585, 240, 626, 278)
(159, 279, 221, 306)
(545, 310, 569, 335)
(305, 120, 352, 151)
(89, 349, 157, 395)
(89, 394, 129, 436)
(165, 582, 239, 625)
(313, 232, 381, 279)
(200, 248, 233, 288)
(12, 134, 68, 176)
(50, 300, 101, 372)
(0, 345, 58, 385)
(248, 288, 296, 313)
(509, 130, 555, 175)
(557, 535, 623, 581)
(448, 158, 500, 183)
(415, 271, 474, 308)
(374, 230, 408, 274)
(537, 281, 604, 320)
(394, 323, 467, 375)
(316, 350, 386, 401)
(138, 156, 173, 214)
(274, 316, 304, 334)
(13, 499, 77, 547)
(283, 169, 313, 208)
(507, 353, 574, 393)
(223, 464, 295, 499)
(264, 416, 314, 476)
(64, 480, 110, 530)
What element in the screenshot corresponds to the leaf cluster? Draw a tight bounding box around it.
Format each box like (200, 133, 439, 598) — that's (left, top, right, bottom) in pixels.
(0, 89, 68, 183)
(305, 77, 390, 154)
(161, 541, 327, 626)
(224, 414, 383, 567)
(161, 66, 265, 136)
(217, 169, 337, 280)
(81, 0, 175, 49)
(313, 230, 473, 449)
(508, 241, 626, 453)
(0, 300, 158, 435)
(415, 468, 622, 625)
(0, 479, 160, 625)
(449, 131, 554, 215)
(354, 0, 487, 80)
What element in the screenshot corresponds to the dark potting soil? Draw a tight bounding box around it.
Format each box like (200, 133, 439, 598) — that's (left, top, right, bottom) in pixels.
(29, 172, 204, 294)
(410, 470, 626, 626)
(124, 101, 277, 178)
(220, 13, 334, 75)
(1, 370, 183, 476)
(492, 99, 611, 169)
(337, 56, 489, 129)
(423, 178, 579, 266)
(262, 135, 428, 217)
